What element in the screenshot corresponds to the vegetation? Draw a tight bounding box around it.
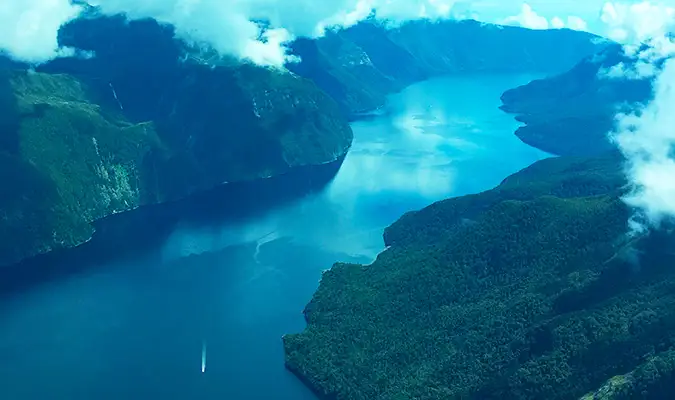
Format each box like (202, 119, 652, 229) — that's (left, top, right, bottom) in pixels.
(500, 44, 654, 156)
(0, 16, 353, 267)
(0, 69, 161, 266)
(284, 153, 675, 399)
(289, 19, 606, 116)
(47, 16, 353, 199)
(0, 13, 610, 267)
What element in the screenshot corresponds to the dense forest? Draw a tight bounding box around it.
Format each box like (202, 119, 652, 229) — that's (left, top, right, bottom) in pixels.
(500, 44, 655, 156)
(0, 16, 352, 267)
(290, 19, 605, 116)
(0, 11, 606, 267)
(284, 153, 675, 399)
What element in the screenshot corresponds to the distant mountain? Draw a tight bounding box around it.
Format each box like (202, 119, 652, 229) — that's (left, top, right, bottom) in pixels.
(0, 15, 607, 267)
(0, 16, 353, 267)
(289, 20, 608, 116)
(500, 44, 654, 156)
(284, 152, 675, 399)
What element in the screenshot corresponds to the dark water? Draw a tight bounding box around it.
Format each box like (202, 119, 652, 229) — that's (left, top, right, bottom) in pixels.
(0, 74, 548, 399)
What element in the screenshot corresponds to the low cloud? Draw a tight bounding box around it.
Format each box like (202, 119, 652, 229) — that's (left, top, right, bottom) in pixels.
(1, 1, 604, 66)
(499, 3, 588, 31)
(612, 57, 675, 229)
(0, 0, 83, 63)
(604, 2, 675, 230)
(600, 1, 675, 44)
(0, 0, 461, 65)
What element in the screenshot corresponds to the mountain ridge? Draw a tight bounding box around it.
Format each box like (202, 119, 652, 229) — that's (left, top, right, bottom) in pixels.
(0, 16, 354, 267)
(0, 15, 605, 267)
(290, 19, 608, 117)
(499, 43, 655, 156)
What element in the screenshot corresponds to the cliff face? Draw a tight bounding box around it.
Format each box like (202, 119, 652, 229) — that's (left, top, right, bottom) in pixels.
(0, 16, 353, 267)
(500, 44, 654, 156)
(289, 20, 607, 116)
(0, 69, 161, 266)
(284, 153, 675, 399)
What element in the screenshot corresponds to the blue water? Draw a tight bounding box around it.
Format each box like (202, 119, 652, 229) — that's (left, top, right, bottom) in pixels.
(0, 74, 548, 399)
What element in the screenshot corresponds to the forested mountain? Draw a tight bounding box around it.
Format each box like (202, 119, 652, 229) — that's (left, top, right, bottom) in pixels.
(0, 13, 604, 267)
(284, 153, 675, 399)
(500, 44, 655, 156)
(290, 19, 606, 116)
(0, 16, 352, 267)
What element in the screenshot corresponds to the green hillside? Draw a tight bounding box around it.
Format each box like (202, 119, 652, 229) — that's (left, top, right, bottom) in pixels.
(500, 44, 653, 156)
(0, 61, 352, 267)
(284, 153, 675, 399)
(290, 20, 606, 116)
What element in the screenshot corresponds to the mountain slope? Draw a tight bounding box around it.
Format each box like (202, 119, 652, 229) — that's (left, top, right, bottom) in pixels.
(0, 69, 161, 266)
(284, 153, 675, 399)
(290, 20, 608, 116)
(0, 15, 608, 267)
(500, 44, 654, 156)
(0, 16, 353, 267)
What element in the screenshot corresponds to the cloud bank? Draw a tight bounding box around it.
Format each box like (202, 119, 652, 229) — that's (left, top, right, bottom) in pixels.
(0, 0, 83, 63)
(604, 1, 675, 230)
(0, 0, 602, 66)
(499, 3, 588, 31)
(612, 57, 675, 230)
(0, 0, 462, 65)
(601, 1, 675, 44)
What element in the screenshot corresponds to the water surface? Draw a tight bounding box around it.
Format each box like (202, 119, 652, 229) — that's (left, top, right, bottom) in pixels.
(0, 74, 548, 399)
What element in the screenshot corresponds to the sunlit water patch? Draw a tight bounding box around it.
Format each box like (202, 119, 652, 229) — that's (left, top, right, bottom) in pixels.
(0, 74, 549, 400)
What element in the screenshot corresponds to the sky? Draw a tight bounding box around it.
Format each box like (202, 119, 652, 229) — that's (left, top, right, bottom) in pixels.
(1, 0, 675, 228)
(0, 0, 670, 65)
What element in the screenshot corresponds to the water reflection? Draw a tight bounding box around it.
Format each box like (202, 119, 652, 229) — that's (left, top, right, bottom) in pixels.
(163, 73, 548, 261)
(0, 73, 549, 400)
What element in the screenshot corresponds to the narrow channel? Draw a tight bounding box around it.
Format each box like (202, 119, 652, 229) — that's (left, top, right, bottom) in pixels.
(0, 73, 548, 400)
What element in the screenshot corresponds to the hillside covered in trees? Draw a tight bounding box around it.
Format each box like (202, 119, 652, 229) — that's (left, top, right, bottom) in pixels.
(290, 19, 606, 117)
(284, 153, 675, 399)
(500, 44, 654, 156)
(0, 16, 353, 267)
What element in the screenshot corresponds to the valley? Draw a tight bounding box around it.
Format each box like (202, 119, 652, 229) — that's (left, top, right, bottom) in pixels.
(1, 7, 673, 400)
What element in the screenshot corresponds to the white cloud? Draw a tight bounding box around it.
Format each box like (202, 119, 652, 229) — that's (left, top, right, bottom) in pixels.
(604, 2, 675, 229)
(551, 16, 566, 29)
(612, 57, 675, 227)
(602, 60, 659, 79)
(0, 0, 83, 63)
(82, 0, 462, 66)
(567, 16, 589, 31)
(499, 3, 589, 31)
(600, 1, 675, 44)
(1, 0, 604, 66)
(500, 4, 550, 29)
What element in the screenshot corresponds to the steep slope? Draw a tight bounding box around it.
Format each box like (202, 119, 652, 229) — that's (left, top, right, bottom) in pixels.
(289, 20, 607, 116)
(284, 153, 675, 399)
(579, 350, 675, 400)
(0, 69, 161, 267)
(500, 44, 654, 156)
(0, 16, 353, 267)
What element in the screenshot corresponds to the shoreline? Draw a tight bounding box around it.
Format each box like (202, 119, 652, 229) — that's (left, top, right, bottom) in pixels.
(281, 74, 562, 398)
(0, 154, 347, 296)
